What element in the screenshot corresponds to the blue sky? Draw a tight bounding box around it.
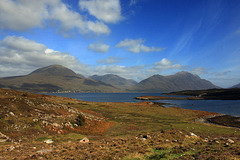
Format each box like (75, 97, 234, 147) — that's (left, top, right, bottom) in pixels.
(0, 0, 240, 87)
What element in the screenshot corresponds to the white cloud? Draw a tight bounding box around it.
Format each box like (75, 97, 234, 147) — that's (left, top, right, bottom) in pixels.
(88, 43, 110, 53)
(0, 36, 90, 77)
(0, 0, 47, 31)
(154, 58, 186, 70)
(79, 0, 122, 23)
(97, 56, 122, 64)
(0, 0, 110, 35)
(146, 58, 186, 74)
(1, 36, 46, 52)
(116, 38, 164, 53)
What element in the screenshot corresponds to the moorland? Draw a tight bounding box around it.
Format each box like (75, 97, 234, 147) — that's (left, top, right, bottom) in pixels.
(0, 89, 240, 159)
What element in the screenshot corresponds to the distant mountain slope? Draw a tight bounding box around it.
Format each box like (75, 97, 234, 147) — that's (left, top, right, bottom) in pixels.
(231, 83, 240, 88)
(129, 71, 218, 92)
(0, 65, 119, 93)
(89, 74, 137, 89)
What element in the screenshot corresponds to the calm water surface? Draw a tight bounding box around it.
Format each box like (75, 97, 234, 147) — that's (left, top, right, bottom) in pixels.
(46, 93, 240, 117)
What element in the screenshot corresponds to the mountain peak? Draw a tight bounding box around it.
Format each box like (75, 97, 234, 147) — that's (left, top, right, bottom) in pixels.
(29, 64, 77, 77)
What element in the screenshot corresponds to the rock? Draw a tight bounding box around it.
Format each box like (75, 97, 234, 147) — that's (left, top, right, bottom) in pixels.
(52, 123, 62, 128)
(7, 146, 15, 151)
(0, 132, 10, 142)
(33, 119, 38, 122)
(190, 132, 198, 137)
(227, 139, 234, 144)
(44, 139, 53, 144)
(36, 149, 52, 154)
(80, 137, 89, 143)
(9, 112, 15, 116)
(224, 143, 230, 147)
(203, 138, 209, 142)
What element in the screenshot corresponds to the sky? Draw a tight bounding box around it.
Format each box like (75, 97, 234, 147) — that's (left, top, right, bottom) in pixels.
(0, 0, 240, 88)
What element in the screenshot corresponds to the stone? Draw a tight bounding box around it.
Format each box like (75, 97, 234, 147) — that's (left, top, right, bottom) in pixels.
(227, 139, 234, 144)
(9, 112, 15, 116)
(80, 137, 89, 143)
(52, 123, 62, 128)
(36, 149, 52, 154)
(190, 132, 198, 137)
(7, 146, 15, 151)
(44, 139, 53, 144)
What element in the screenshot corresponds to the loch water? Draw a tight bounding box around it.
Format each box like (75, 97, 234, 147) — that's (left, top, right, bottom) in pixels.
(46, 93, 240, 117)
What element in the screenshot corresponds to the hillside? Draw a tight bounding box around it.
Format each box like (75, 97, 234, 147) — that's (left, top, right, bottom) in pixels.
(89, 74, 137, 89)
(164, 88, 240, 100)
(129, 71, 218, 92)
(232, 83, 240, 88)
(0, 65, 120, 93)
(0, 89, 240, 159)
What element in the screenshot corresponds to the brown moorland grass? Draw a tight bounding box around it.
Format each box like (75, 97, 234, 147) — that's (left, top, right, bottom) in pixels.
(0, 89, 240, 159)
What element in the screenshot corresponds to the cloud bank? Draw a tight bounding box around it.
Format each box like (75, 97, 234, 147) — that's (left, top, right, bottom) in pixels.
(0, 36, 89, 76)
(0, 0, 110, 35)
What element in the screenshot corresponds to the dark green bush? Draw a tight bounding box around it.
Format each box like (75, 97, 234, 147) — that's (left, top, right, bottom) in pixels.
(75, 114, 85, 126)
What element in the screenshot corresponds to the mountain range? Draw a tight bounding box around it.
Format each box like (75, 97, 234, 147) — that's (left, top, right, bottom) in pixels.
(0, 64, 220, 93)
(0, 65, 118, 93)
(128, 71, 218, 92)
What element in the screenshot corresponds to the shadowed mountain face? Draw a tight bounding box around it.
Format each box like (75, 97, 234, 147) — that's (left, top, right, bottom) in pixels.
(89, 74, 137, 89)
(129, 71, 218, 92)
(232, 83, 240, 88)
(0, 65, 119, 93)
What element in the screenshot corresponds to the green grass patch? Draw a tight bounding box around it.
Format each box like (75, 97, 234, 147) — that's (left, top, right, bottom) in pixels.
(35, 133, 86, 142)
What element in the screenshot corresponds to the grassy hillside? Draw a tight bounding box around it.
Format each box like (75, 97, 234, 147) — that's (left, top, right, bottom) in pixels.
(0, 89, 239, 159)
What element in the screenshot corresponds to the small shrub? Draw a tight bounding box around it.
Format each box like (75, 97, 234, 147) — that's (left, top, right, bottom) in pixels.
(147, 153, 166, 159)
(75, 114, 85, 126)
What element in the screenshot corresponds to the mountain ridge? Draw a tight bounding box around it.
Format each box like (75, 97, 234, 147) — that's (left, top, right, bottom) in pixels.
(0, 65, 120, 93)
(0, 64, 218, 93)
(129, 71, 218, 92)
(231, 83, 240, 88)
(89, 74, 137, 89)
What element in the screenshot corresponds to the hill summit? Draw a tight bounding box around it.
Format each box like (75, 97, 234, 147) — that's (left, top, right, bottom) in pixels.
(29, 64, 77, 77)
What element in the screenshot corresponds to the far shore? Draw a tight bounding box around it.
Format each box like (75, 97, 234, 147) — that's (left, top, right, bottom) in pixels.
(135, 95, 203, 100)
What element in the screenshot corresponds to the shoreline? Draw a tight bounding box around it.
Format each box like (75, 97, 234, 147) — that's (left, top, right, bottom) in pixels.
(195, 114, 240, 129)
(135, 95, 203, 100)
